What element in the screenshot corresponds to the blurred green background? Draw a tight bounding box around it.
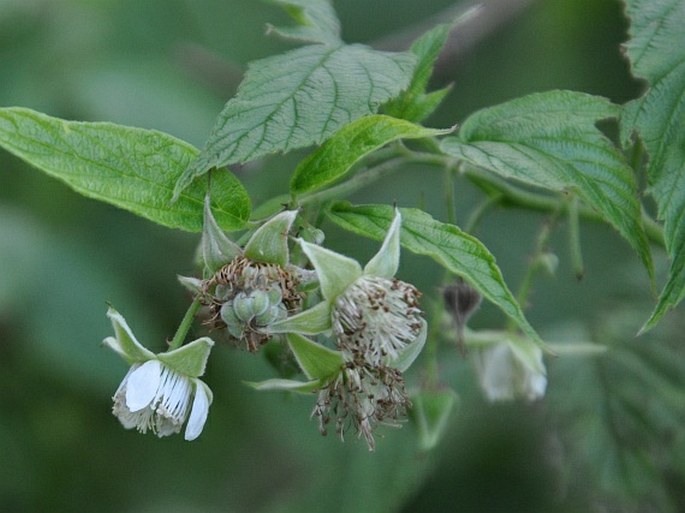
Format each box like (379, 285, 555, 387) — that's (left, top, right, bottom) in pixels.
(1, 0, 684, 512)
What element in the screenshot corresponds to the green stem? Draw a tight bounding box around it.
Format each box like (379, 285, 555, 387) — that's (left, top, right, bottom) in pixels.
(168, 297, 202, 351)
(506, 215, 558, 332)
(568, 195, 585, 280)
(401, 151, 666, 248)
(444, 162, 458, 225)
(295, 157, 406, 206)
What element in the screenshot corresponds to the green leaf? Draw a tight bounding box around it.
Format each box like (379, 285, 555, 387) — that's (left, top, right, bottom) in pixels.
(290, 115, 450, 195)
(440, 91, 653, 279)
(245, 378, 322, 393)
(174, 44, 416, 196)
(286, 332, 344, 380)
(384, 23, 453, 122)
(267, 0, 341, 45)
(620, 0, 685, 330)
(243, 210, 298, 266)
(0, 107, 251, 231)
(409, 389, 458, 451)
(157, 337, 214, 378)
(327, 202, 545, 347)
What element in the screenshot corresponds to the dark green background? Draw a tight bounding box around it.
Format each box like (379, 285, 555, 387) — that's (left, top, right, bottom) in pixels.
(1, 1, 683, 512)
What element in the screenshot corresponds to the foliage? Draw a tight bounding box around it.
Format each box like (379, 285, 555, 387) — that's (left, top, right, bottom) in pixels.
(1, 0, 684, 511)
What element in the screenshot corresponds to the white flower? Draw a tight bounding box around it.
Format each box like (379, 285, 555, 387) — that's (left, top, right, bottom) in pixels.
(112, 360, 212, 441)
(103, 307, 214, 440)
(473, 338, 547, 402)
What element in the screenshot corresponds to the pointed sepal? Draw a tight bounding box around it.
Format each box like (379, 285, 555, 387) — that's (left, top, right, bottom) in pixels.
(286, 332, 344, 381)
(202, 195, 241, 273)
(177, 275, 204, 295)
(298, 239, 362, 301)
(387, 318, 427, 372)
(157, 337, 215, 378)
(244, 210, 298, 266)
(266, 301, 332, 335)
(364, 208, 401, 278)
(245, 378, 322, 393)
(103, 307, 156, 364)
(410, 388, 459, 451)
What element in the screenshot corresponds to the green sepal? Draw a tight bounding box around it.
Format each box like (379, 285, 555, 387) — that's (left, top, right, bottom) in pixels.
(410, 388, 459, 451)
(465, 330, 546, 375)
(157, 337, 214, 378)
(177, 275, 204, 295)
(387, 318, 427, 372)
(245, 378, 322, 393)
(364, 208, 401, 279)
(243, 210, 298, 266)
(286, 332, 344, 380)
(506, 335, 546, 376)
(266, 300, 332, 335)
(103, 307, 155, 364)
(202, 195, 241, 273)
(298, 239, 362, 301)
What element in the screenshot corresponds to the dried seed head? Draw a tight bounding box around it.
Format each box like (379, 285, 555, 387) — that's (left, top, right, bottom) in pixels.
(312, 360, 410, 451)
(202, 256, 303, 351)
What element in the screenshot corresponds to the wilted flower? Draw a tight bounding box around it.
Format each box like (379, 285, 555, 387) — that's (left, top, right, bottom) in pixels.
(333, 275, 422, 366)
(263, 209, 426, 449)
(195, 198, 305, 351)
(313, 359, 411, 451)
(269, 209, 425, 362)
(104, 307, 214, 440)
(471, 335, 547, 402)
(203, 255, 303, 351)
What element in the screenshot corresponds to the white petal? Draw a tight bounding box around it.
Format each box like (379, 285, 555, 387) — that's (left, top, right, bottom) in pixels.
(184, 381, 211, 441)
(125, 360, 162, 412)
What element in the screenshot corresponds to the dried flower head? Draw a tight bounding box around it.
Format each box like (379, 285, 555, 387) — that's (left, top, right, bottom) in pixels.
(202, 255, 303, 351)
(312, 360, 410, 450)
(332, 275, 422, 366)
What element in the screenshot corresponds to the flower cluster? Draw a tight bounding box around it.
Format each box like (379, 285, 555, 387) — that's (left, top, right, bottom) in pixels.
(264, 210, 426, 450)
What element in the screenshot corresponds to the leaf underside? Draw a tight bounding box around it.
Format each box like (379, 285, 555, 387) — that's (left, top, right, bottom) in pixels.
(0, 107, 251, 232)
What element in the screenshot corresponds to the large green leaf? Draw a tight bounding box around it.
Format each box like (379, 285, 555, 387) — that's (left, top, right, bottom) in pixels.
(0, 107, 250, 231)
(620, 0, 685, 330)
(174, 44, 416, 196)
(290, 115, 450, 195)
(440, 90, 652, 278)
(327, 202, 545, 347)
(384, 22, 453, 123)
(267, 0, 341, 45)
